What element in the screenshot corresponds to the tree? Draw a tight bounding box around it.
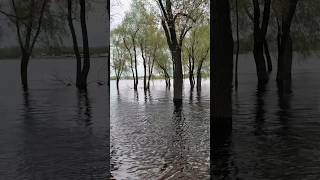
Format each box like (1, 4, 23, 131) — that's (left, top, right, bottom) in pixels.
(0, 0, 48, 90)
(112, 38, 127, 89)
(65, 0, 91, 89)
(155, 49, 171, 88)
(275, 0, 299, 92)
(78, 0, 90, 89)
(252, 0, 271, 83)
(121, 12, 140, 90)
(156, 0, 207, 103)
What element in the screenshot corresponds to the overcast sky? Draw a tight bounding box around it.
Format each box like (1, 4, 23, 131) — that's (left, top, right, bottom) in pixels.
(110, 0, 132, 30)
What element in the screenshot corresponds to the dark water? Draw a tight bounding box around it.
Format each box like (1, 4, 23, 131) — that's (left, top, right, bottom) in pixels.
(213, 54, 320, 179)
(0, 58, 109, 179)
(110, 79, 210, 179)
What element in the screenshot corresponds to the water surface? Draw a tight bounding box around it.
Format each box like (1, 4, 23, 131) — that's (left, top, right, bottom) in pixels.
(213, 54, 320, 179)
(110, 79, 210, 179)
(0, 58, 109, 179)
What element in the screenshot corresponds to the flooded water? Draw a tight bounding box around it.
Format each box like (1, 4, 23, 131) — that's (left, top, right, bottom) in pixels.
(213, 54, 320, 179)
(110, 79, 210, 179)
(0, 58, 109, 179)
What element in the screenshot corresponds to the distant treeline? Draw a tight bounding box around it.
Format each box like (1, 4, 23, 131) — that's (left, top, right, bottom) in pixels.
(0, 46, 108, 59)
(110, 73, 210, 81)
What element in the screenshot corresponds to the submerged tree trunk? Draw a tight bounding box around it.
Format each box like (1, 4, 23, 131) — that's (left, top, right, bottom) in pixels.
(133, 36, 138, 90)
(252, 0, 271, 83)
(173, 47, 183, 103)
(147, 57, 155, 90)
(79, 0, 90, 89)
(158, 0, 191, 104)
(116, 78, 120, 89)
(212, 0, 233, 125)
(211, 3, 234, 177)
(67, 0, 82, 87)
(140, 42, 147, 91)
(20, 52, 30, 90)
(188, 55, 195, 89)
(277, 0, 298, 92)
(196, 68, 201, 91)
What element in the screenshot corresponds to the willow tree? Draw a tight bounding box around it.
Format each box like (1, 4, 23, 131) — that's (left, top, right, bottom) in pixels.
(121, 12, 140, 90)
(135, 1, 159, 91)
(111, 38, 127, 89)
(156, 0, 207, 103)
(155, 49, 171, 88)
(0, 0, 48, 90)
(183, 24, 209, 90)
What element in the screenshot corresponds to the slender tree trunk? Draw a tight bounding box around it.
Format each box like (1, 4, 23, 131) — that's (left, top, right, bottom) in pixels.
(188, 55, 195, 89)
(116, 78, 120, 89)
(264, 39, 272, 72)
(141, 44, 147, 91)
(133, 37, 138, 90)
(67, 0, 82, 87)
(79, 0, 90, 89)
(196, 68, 201, 91)
(21, 52, 30, 90)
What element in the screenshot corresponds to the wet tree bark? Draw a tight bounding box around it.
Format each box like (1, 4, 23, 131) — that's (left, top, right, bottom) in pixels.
(277, 0, 298, 93)
(212, 0, 233, 131)
(79, 0, 90, 89)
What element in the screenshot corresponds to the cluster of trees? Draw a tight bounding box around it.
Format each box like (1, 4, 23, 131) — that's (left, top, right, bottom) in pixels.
(0, 0, 110, 91)
(111, 0, 210, 103)
(231, 0, 320, 90)
(212, 0, 320, 129)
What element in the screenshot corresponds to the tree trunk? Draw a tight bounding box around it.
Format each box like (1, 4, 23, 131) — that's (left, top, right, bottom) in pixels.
(196, 69, 201, 91)
(264, 39, 272, 72)
(79, 0, 90, 89)
(276, 0, 298, 91)
(211, 2, 234, 177)
(116, 78, 120, 89)
(212, 0, 233, 122)
(253, 41, 268, 82)
(133, 37, 138, 90)
(21, 52, 30, 90)
(252, 0, 271, 83)
(67, 0, 82, 87)
(173, 47, 183, 104)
